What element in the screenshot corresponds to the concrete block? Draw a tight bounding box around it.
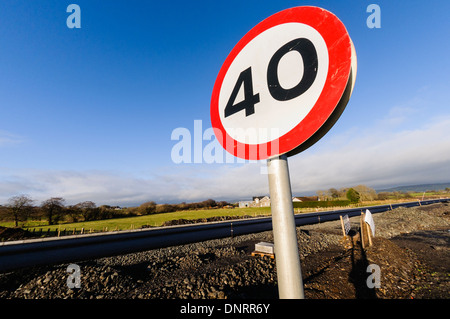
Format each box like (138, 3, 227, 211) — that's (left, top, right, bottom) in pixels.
(255, 242, 275, 254)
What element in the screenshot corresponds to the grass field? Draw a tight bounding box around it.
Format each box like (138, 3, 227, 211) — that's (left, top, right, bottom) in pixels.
(12, 207, 272, 233)
(1, 195, 446, 234)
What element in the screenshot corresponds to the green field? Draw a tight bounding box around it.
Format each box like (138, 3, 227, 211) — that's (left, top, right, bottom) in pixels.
(12, 207, 272, 233)
(2, 195, 446, 235)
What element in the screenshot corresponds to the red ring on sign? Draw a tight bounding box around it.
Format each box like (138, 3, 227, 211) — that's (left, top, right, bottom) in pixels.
(210, 6, 352, 160)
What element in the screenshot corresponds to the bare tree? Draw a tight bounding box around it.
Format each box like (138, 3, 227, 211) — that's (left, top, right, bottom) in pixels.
(75, 201, 97, 221)
(316, 190, 326, 201)
(353, 185, 377, 201)
(7, 195, 34, 227)
(41, 197, 65, 225)
(329, 188, 340, 199)
(139, 201, 157, 215)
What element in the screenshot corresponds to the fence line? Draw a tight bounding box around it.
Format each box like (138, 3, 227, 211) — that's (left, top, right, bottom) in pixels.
(30, 227, 114, 238)
(28, 224, 143, 238)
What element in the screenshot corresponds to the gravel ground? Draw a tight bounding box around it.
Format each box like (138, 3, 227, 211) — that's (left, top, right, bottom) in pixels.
(0, 202, 448, 299)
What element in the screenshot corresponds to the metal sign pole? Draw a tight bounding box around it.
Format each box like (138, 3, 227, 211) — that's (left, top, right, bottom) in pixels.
(267, 154, 305, 299)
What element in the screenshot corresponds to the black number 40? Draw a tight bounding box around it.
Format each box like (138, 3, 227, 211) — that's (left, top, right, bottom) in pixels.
(224, 38, 318, 118)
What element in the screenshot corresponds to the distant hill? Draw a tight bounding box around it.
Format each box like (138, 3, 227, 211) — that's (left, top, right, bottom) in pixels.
(377, 182, 450, 193)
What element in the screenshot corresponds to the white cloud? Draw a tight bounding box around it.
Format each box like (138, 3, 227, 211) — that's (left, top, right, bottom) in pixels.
(0, 130, 23, 147)
(0, 114, 449, 206)
(173, 114, 450, 200)
(287, 115, 450, 192)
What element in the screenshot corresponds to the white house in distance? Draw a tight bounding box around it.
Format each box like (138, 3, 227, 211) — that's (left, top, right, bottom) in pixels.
(239, 196, 270, 208)
(292, 196, 319, 202)
(238, 200, 253, 208)
(239, 196, 318, 208)
(253, 196, 271, 207)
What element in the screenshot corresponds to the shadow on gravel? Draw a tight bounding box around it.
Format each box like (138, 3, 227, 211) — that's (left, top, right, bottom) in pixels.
(391, 229, 450, 272)
(391, 228, 450, 299)
(228, 283, 278, 299)
(348, 241, 377, 299)
(115, 262, 151, 281)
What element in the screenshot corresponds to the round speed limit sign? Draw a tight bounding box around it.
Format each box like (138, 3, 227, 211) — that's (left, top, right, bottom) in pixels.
(210, 6, 357, 160)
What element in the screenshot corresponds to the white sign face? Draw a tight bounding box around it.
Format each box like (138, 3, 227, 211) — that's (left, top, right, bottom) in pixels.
(218, 23, 329, 145)
(211, 6, 356, 160)
(364, 209, 376, 237)
(343, 214, 351, 235)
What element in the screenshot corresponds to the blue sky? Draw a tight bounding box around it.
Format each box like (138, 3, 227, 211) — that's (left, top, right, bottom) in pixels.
(1, 0, 449, 206)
